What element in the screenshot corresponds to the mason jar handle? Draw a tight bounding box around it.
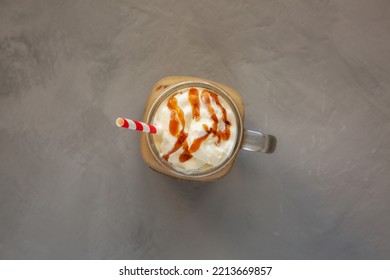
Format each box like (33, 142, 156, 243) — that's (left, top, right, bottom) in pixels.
(241, 129, 277, 153)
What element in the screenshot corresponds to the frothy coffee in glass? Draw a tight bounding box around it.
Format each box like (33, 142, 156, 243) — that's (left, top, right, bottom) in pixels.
(152, 87, 238, 173)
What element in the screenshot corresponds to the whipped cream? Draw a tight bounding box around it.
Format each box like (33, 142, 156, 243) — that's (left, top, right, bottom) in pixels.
(152, 87, 237, 173)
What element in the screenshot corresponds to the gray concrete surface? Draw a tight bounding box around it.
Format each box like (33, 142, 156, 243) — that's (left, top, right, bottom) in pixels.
(1, 0, 390, 259)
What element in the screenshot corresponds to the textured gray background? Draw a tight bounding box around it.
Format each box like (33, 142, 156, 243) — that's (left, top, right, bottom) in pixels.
(1, 0, 390, 259)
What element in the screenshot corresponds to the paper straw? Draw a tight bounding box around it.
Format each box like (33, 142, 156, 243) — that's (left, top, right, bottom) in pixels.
(116, 118, 158, 134)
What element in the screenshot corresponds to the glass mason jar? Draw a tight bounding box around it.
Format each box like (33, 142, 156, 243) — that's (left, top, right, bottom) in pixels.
(140, 76, 276, 182)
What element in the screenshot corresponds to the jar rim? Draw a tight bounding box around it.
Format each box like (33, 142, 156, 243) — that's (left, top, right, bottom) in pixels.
(145, 81, 244, 179)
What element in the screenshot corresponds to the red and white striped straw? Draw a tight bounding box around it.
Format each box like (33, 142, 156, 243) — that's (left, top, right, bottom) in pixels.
(116, 117, 158, 134)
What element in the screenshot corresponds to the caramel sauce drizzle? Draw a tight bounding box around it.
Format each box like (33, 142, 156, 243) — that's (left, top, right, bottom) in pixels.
(200, 90, 231, 145)
(188, 88, 200, 120)
(162, 88, 231, 163)
(163, 94, 192, 161)
(207, 90, 231, 144)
